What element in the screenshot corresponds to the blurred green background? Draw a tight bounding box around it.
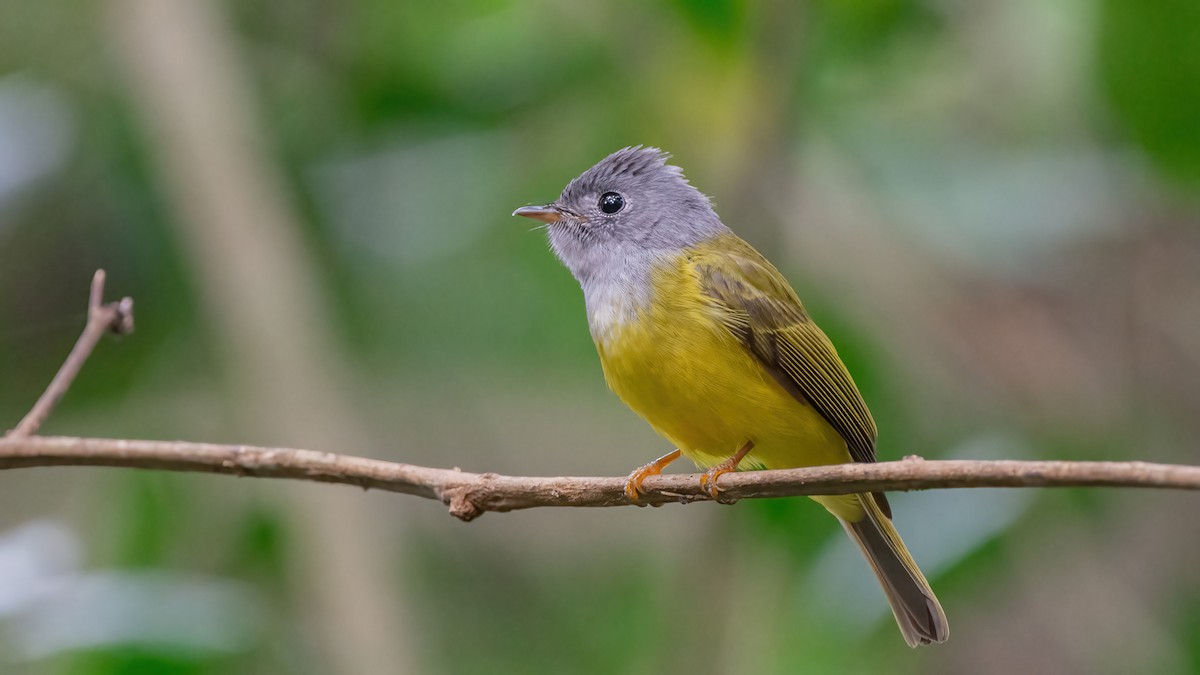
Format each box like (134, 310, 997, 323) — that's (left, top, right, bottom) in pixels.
(2, 0, 1199, 673)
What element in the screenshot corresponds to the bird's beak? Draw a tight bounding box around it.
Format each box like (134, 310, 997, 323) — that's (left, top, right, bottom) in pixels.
(512, 204, 563, 224)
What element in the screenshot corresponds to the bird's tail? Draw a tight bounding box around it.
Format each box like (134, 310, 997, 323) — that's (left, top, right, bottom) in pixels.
(840, 494, 949, 647)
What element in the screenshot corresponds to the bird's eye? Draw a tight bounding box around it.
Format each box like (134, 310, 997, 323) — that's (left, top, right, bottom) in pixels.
(598, 192, 624, 214)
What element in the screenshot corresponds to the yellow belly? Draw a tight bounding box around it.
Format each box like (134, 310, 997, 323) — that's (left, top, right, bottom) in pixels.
(594, 255, 852, 473)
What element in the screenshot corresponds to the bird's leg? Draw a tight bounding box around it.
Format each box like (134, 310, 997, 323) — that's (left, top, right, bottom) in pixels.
(624, 449, 682, 502)
(699, 440, 754, 501)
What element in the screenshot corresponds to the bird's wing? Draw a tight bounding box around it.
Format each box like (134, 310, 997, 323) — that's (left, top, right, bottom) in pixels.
(692, 240, 880, 467)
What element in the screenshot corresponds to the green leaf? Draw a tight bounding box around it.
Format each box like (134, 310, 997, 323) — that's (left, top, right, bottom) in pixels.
(1099, 0, 1200, 183)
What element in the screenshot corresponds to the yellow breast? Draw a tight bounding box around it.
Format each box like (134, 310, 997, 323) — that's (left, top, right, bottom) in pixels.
(593, 250, 850, 471)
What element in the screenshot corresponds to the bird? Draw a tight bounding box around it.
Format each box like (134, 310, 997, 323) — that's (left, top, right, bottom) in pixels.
(513, 146, 948, 647)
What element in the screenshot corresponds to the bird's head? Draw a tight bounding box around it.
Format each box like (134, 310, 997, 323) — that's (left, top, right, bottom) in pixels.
(514, 146, 725, 282)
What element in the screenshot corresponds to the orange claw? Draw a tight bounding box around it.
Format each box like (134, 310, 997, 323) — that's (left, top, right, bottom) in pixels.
(698, 465, 733, 500)
(699, 440, 754, 501)
(624, 449, 682, 502)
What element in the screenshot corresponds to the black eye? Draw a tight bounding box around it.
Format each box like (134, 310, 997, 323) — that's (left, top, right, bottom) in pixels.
(598, 192, 624, 214)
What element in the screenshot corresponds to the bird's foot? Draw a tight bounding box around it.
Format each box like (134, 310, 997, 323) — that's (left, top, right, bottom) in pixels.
(699, 440, 755, 502)
(698, 465, 733, 501)
(624, 449, 682, 503)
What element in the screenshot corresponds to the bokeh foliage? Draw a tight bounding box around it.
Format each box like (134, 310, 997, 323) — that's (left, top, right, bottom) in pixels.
(1, 0, 1199, 673)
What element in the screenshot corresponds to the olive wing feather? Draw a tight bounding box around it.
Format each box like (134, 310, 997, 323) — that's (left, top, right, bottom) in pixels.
(693, 244, 880, 468)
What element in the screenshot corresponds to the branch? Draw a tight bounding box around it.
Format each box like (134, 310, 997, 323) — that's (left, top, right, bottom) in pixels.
(3, 271, 1197, 522)
(0, 435, 1196, 520)
(5, 270, 134, 438)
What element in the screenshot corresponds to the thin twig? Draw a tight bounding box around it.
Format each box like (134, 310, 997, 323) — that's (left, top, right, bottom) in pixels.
(2, 271, 1198, 521)
(0, 435, 1196, 521)
(5, 270, 134, 438)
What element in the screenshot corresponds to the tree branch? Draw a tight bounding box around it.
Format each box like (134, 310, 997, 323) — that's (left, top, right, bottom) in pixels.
(0, 435, 1196, 521)
(3, 271, 1197, 522)
(6, 270, 133, 438)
